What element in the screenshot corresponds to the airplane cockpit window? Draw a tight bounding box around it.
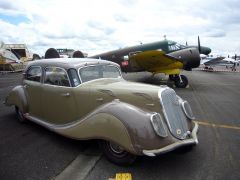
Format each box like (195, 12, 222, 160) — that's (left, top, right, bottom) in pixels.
(168, 43, 186, 51)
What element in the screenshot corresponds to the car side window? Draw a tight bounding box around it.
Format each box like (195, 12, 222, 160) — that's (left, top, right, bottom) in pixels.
(44, 67, 70, 87)
(25, 66, 42, 82)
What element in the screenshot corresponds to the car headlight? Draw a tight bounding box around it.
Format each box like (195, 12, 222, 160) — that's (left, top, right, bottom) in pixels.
(150, 113, 168, 138)
(181, 100, 195, 120)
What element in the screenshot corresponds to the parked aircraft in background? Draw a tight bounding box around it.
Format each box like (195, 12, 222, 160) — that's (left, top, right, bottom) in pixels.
(0, 41, 41, 71)
(201, 54, 239, 71)
(0, 41, 21, 64)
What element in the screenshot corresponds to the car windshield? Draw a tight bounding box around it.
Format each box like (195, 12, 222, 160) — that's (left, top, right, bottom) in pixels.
(79, 64, 122, 83)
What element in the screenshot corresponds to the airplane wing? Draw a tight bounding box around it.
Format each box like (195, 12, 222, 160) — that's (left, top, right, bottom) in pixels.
(203, 57, 225, 66)
(129, 50, 183, 74)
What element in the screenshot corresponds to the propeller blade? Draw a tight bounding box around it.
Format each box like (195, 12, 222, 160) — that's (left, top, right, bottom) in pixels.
(198, 36, 201, 54)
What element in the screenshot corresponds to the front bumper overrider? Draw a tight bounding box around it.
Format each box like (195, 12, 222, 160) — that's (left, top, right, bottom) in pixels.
(143, 122, 199, 156)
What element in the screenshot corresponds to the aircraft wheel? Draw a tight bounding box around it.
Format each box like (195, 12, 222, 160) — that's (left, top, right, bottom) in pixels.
(99, 140, 136, 166)
(174, 75, 188, 88)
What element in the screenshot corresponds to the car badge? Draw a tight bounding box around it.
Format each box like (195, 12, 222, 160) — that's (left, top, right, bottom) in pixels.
(176, 129, 181, 135)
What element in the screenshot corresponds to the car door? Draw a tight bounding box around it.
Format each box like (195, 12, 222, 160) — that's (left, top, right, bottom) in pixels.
(41, 67, 77, 125)
(23, 66, 43, 119)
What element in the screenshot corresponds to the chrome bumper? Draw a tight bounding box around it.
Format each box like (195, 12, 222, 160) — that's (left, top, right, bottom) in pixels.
(143, 122, 199, 157)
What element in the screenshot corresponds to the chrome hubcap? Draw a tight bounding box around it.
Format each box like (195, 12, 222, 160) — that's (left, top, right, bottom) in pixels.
(109, 142, 125, 154)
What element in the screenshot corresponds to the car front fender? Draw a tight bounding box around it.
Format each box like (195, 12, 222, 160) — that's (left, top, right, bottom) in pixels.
(51, 99, 166, 155)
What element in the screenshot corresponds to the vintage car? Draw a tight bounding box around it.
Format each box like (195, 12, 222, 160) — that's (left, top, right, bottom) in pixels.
(5, 58, 199, 165)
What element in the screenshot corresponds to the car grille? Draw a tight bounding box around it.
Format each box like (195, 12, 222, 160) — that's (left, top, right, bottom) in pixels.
(159, 88, 188, 139)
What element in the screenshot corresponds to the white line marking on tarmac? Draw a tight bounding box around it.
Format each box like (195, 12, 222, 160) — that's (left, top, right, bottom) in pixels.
(194, 121, 240, 131)
(54, 150, 102, 180)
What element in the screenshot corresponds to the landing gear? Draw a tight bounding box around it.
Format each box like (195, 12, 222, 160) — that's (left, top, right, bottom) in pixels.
(169, 74, 188, 88)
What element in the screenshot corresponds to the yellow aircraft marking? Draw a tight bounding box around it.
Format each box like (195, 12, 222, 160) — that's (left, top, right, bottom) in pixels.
(194, 120, 240, 131)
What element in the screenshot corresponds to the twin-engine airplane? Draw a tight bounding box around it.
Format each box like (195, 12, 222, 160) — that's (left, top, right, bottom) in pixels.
(45, 37, 211, 88)
(89, 37, 211, 88)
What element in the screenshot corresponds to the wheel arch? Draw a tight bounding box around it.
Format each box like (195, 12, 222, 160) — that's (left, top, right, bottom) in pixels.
(5, 85, 28, 113)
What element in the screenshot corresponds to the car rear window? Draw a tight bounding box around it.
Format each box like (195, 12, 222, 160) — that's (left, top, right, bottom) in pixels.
(79, 65, 121, 83)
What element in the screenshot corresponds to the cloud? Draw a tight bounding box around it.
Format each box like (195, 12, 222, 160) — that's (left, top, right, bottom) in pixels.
(205, 29, 226, 38)
(0, 0, 240, 56)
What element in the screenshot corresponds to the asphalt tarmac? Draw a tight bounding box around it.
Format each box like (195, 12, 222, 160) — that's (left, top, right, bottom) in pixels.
(0, 70, 240, 180)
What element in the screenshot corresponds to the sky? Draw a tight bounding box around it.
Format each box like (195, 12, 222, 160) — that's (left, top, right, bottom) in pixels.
(0, 0, 240, 57)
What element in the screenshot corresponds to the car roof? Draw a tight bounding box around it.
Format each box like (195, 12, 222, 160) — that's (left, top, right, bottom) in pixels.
(26, 58, 120, 70)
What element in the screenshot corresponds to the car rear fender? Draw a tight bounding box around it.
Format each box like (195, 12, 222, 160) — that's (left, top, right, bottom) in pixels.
(5, 85, 28, 113)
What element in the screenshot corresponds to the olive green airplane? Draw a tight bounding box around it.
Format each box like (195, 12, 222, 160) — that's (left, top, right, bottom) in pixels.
(89, 36, 211, 88)
(44, 37, 211, 88)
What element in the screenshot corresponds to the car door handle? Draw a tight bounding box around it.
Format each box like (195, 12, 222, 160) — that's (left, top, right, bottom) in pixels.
(61, 93, 70, 97)
(96, 98, 103, 102)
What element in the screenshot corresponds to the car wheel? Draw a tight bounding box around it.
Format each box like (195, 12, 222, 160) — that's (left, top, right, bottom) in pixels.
(15, 106, 27, 123)
(99, 140, 136, 165)
(174, 75, 188, 88)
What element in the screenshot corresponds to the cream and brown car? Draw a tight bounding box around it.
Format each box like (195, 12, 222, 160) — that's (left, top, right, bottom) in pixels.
(5, 58, 199, 165)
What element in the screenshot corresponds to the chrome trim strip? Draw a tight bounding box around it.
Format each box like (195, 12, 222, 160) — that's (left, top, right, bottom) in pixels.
(142, 122, 199, 157)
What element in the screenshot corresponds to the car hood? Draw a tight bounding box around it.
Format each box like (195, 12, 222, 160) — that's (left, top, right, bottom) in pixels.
(86, 78, 162, 112)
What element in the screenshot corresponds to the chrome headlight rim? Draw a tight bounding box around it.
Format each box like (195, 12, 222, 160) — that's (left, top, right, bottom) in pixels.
(181, 100, 195, 120)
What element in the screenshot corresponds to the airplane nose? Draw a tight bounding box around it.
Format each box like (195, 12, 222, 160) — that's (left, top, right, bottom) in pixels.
(168, 48, 200, 70)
